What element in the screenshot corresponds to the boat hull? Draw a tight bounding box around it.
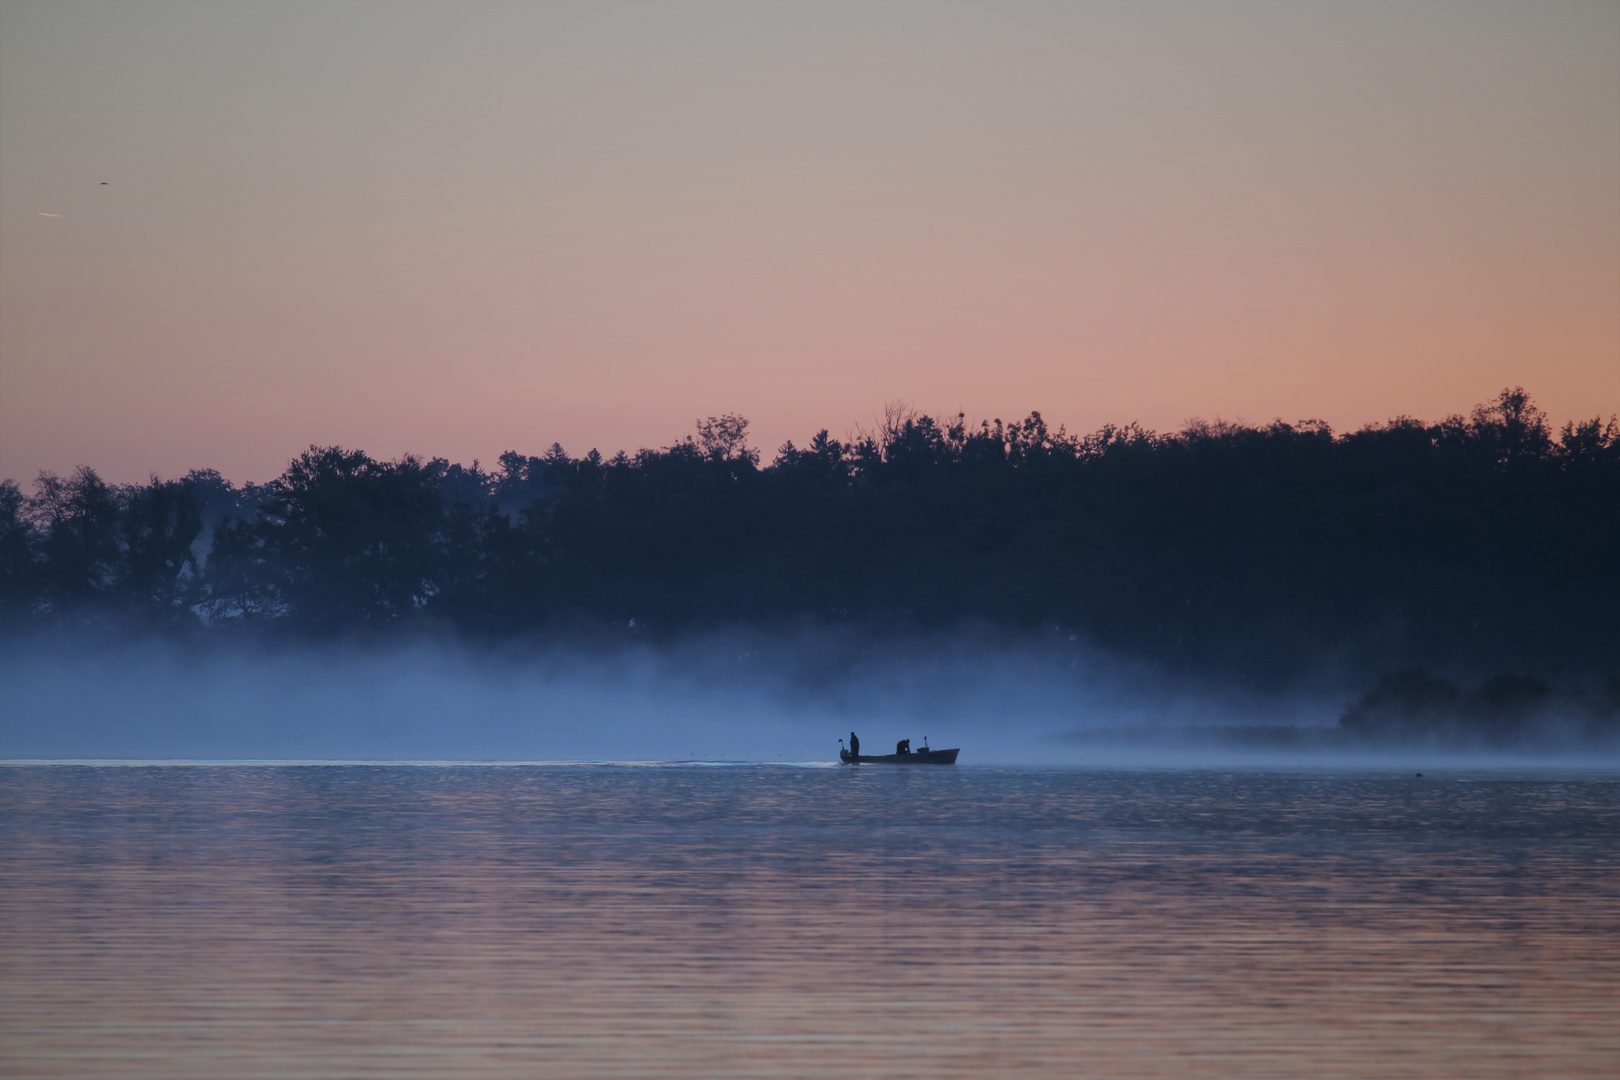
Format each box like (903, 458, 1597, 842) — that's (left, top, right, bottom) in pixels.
(839, 748, 959, 765)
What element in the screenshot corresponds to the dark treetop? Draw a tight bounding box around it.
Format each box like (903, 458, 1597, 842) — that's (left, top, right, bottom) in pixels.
(3, 389, 1616, 682)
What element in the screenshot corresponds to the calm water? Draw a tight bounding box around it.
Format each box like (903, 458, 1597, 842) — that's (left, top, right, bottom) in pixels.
(2, 764, 1617, 1079)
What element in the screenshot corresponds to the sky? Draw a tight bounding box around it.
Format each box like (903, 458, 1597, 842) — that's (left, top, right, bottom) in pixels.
(2, 0, 1616, 485)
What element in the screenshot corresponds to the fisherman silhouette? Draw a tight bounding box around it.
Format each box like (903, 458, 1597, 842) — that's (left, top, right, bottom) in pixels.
(896, 738, 911, 755)
(849, 731, 860, 757)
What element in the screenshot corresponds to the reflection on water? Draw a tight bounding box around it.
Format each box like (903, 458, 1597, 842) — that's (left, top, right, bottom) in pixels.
(2, 765, 1617, 1078)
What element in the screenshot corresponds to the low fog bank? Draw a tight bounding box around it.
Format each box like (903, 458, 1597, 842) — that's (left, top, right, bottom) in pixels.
(2, 632, 1615, 766)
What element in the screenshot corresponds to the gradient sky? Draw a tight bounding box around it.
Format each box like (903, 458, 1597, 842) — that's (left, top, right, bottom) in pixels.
(2, 0, 1616, 484)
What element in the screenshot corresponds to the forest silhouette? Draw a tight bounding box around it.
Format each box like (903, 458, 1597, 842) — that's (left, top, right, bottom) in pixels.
(3, 388, 1616, 686)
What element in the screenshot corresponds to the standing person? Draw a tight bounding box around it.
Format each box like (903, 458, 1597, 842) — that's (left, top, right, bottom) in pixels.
(849, 731, 860, 758)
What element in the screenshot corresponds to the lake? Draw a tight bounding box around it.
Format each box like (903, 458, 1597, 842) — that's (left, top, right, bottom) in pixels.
(2, 764, 1616, 1078)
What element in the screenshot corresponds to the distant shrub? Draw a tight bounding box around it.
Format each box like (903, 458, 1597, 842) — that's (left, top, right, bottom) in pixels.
(1341, 670, 1617, 747)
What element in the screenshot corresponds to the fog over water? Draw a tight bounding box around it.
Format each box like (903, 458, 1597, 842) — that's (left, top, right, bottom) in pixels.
(3, 634, 1612, 767)
(7, 640, 1617, 1078)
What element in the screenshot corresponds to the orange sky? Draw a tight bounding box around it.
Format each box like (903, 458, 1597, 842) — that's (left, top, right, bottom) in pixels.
(2, 1, 1616, 484)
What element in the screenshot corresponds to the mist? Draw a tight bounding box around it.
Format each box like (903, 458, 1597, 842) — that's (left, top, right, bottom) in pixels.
(3, 631, 1613, 768)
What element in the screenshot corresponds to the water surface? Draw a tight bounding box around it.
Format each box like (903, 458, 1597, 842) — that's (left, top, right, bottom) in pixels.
(2, 765, 1616, 1078)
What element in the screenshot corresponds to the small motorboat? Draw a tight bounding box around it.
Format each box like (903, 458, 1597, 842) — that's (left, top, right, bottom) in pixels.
(839, 738, 959, 765)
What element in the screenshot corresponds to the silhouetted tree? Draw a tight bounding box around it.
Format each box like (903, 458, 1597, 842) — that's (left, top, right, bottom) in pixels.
(0, 480, 37, 617)
(695, 414, 756, 464)
(197, 447, 450, 632)
(27, 467, 122, 611)
(116, 477, 205, 621)
(4, 389, 1614, 679)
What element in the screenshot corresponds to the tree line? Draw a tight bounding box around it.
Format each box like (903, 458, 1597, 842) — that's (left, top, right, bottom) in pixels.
(2, 389, 1615, 680)
(1338, 669, 1619, 747)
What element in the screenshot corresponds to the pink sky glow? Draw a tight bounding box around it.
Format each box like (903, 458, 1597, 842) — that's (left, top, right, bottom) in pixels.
(2, 1, 1616, 484)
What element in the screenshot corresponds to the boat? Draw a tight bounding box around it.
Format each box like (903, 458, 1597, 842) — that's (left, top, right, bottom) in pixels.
(839, 745, 959, 765)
